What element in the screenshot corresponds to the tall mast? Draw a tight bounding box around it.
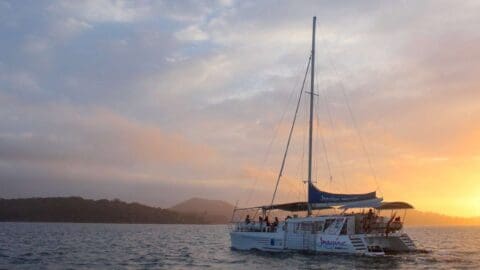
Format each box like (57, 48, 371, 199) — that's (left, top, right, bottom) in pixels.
(307, 16, 316, 216)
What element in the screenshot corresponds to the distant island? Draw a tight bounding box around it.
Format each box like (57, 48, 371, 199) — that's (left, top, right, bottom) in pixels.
(0, 197, 214, 224)
(1, 197, 479, 226)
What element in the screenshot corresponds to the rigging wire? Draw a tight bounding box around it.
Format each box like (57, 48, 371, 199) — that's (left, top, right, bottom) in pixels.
(325, 56, 383, 197)
(244, 55, 312, 206)
(290, 100, 307, 202)
(285, 93, 310, 203)
(269, 55, 311, 209)
(314, 59, 333, 187)
(315, 93, 333, 184)
(312, 24, 383, 197)
(301, 93, 309, 201)
(304, 78, 311, 200)
(297, 92, 307, 201)
(319, 85, 349, 192)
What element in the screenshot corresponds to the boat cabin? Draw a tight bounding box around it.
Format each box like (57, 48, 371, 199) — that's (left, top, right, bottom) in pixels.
(232, 201, 413, 237)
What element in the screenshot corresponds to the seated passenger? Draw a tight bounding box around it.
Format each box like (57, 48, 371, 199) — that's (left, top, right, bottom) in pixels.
(245, 215, 251, 224)
(273, 217, 279, 226)
(258, 216, 264, 231)
(270, 217, 279, 231)
(265, 216, 270, 227)
(386, 214, 396, 237)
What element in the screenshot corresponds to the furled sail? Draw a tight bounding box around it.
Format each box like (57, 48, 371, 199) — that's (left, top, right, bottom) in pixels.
(308, 183, 377, 204)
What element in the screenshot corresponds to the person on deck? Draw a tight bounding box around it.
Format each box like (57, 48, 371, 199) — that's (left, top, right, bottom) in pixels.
(367, 209, 374, 220)
(271, 217, 279, 232)
(386, 214, 396, 237)
(363, 209, 374, 233)
(264, 216, 270, 231)
(245, 215, 250, 224)
(258, 216, 264, 232)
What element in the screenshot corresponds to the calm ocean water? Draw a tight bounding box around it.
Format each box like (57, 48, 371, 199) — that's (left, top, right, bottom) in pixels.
(0, 223, 479, 269)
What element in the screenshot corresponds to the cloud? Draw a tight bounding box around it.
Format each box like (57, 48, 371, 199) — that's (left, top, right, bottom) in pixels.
(50, 18, 93, 39)
(22, 36, 52, 54)
(0, 70, 40, 94)
(0, 93, 222, 183)
(48, 0, 152, 23)
(175, 25, 209, 42)
(1, 1, 480, 215)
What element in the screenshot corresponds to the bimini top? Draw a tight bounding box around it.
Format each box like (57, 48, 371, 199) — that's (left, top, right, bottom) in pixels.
(235, 200, 413, 212)
(235, 185, 412, 212)
(375, 201, 414, 210)
(235, 201, 332, 212)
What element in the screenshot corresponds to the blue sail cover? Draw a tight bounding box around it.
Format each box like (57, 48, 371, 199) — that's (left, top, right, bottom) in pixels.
(308, 183, 377, 204)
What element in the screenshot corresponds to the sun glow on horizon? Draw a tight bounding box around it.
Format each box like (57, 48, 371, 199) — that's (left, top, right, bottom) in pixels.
(1, 1, 480, 219)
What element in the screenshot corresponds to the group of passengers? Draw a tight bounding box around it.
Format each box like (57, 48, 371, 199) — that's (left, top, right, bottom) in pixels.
(363, 209, 402, 234)
(244, 215, 279, 232)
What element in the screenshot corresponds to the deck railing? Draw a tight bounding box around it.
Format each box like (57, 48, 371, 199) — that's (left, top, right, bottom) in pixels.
(234, 222, 278, 233)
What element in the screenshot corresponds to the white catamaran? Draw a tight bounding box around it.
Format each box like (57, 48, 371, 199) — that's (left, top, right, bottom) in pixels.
(230, 17, 417, 256)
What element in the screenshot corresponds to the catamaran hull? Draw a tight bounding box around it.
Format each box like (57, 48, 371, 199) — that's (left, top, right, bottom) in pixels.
(230, 231, 416, 255)
(230, 232, 286, 252)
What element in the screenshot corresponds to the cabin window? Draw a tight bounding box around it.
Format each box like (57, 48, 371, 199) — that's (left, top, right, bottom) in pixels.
(340, 221, 348, 235)
(323, 219, 334, 232)
(312, 221, 324, 233)
(300, 222, 312, 232)
(292, 222, 328, 233)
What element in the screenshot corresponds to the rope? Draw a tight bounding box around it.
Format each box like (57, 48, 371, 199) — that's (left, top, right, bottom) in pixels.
(314, 62, 333, 186)
(316, 24, 382, 196)
(269, 55, 311, 209)
(316, 93, 333, 181)
(244, 55, 311, 206)
(326, 56, 383, 196)
(319, 85, 348, 192)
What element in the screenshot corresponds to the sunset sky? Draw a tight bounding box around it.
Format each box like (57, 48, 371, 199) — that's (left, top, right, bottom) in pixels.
(1, 1, 479, 217)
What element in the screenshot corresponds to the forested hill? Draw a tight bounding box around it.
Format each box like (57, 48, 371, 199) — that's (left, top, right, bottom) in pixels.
(0, 197, 209, 224)
(2, 197, 479, 226)
(169, 197, 234, 224)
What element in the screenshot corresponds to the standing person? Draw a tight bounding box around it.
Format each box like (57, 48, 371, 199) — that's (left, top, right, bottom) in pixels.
(245, 215, 251, 224)
(265, 216, 270, 231)
(271, 217, 279, 231)
(364, 209, 374, 233)
(367, 209, 374, 220)
(273, 217, 279, 226)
